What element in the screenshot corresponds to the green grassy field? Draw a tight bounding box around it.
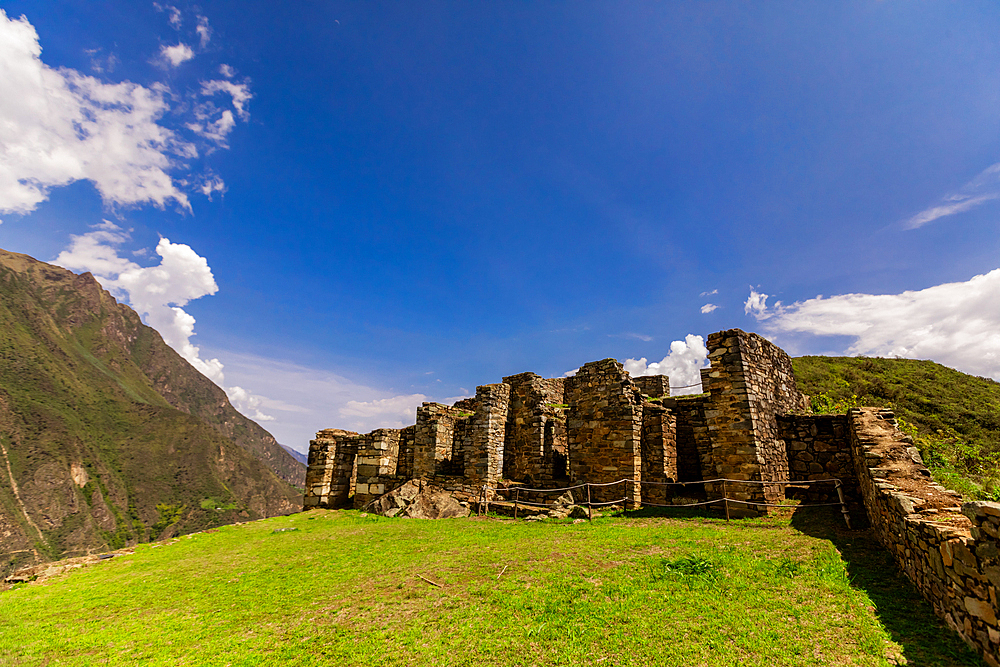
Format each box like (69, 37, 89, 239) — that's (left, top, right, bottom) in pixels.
(0, 509, 984, 667)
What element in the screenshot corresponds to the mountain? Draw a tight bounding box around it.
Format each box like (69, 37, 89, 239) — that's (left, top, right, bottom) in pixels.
(280, 445, 309, 466)
(0, 249, 304, 576)
(792, 355, 1000, 496)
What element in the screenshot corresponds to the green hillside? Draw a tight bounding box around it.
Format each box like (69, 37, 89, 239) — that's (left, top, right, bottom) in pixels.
(0, 249, 303, 576)
(792, 355, 1000, 499)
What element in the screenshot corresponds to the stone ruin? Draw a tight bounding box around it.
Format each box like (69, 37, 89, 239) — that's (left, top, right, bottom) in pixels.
(304, 329, 812, 516)
(305, 327, 1000, 663)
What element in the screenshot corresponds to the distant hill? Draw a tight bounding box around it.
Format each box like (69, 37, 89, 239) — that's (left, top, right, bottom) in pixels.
(793, 355, 1000, 497)
(0, 249, 304, 576)
(280, 445, 309, 465)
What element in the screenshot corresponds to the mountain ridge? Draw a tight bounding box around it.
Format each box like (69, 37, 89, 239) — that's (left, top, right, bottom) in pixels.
(0, 248, 304, 576)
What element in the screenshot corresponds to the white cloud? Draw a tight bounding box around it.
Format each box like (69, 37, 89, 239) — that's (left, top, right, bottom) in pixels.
(196, 16, 211, 48)
(0, 10, 193, 217)
(744, 289, 770, 318)
(906, 163, 1000, 229)
(700, 303, 718, 314)
(218, 64, 235, 78)
(700, 289, 718, 297)
(206, 351, 478, 450)
(85, 48, 118, 74)
(623, 334, 709, 395)
(227, 386, 274, 422)
(54, 225, 279, 423)
(186, 80, 252, 146)
(609, 332, 653, 342)
(339, 394, 429, 429)
(55, 225, 225, 379)
(746, 270, 1000, 380)
(155, 4, 183, 30)
(199, 174, 226, 200)
(159, 43, 194, 67)
(200, 80, 251, 120)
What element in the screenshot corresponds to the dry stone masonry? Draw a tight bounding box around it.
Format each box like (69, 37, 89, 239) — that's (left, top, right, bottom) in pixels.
(303, 327, 1000, 664)
(305, 328, 812, 514)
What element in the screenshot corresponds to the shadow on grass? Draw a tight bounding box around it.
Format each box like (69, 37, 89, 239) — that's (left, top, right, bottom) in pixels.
(790, 506, 986, 667)
(619, 503, 986, 665)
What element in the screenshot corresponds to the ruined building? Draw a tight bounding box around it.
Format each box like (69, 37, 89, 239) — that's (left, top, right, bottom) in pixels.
(304, 327, 1000, 663)
(304, 329, 815, 514)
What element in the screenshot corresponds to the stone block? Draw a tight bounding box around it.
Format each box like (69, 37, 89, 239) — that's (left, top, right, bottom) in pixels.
(965, 597, 998, 625)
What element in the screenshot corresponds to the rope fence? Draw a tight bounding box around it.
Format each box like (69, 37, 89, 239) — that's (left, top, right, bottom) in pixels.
(476, 476, 852, 527)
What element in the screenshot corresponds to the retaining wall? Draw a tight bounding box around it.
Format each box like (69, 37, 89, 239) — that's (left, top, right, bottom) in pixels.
(849, 407, 1000, 665)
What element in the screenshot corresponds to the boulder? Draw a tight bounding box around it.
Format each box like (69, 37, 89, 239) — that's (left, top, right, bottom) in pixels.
(366, 480, 470, 520)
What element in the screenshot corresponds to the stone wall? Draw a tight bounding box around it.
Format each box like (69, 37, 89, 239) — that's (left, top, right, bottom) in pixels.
(413, 403, 471, 478)
(640, 402, 677, 505)
(849, 407, 1000, 665)
(565, 359, 644, 505)
(701, 329, 808, 511)
(303, 429, 361, 508)
(352, 429, 403, 508)
(464, 383, 509, 486)
(503, 373, 568, 485)
(778, 414, 857, 504)
(306, 329, 812, 515)
(633, 375, 669, 399)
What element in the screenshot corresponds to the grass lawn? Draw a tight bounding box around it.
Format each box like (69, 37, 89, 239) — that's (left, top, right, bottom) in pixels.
(0, 508, 985, 666)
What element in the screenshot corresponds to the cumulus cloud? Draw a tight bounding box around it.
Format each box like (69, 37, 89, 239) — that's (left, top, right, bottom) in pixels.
(159, 43, 194, 67)
(623, 334, 709, 395)
(746, 271, 1000, 380)
(55, 224, 224, 379)
(700, 303, 718, 314)
(54, 224, 277, 423)
(700, 289, 718, 297)
(0, 10, 193, 217)
(744, 289, 770, 318)
(218, 64, 235, 78)
(906, 163, 1000, 229)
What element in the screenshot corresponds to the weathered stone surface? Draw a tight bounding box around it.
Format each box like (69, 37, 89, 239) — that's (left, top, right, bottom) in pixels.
(365, 481, 469, 520)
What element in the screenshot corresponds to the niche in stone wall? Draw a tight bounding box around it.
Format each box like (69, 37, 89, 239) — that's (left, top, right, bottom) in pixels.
(544, 418, 569, 480)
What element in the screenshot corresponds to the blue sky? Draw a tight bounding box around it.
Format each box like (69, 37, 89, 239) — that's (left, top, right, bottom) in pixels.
(2, 2, 1000, 451)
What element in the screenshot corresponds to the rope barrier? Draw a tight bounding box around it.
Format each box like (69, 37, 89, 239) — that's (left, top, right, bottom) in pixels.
(476, 476, 850, 526)
(724, 499, 846, 508)
(638, 499, 724, 508)
(491, 477, 842, 494)
(588, 498, 629, 507)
